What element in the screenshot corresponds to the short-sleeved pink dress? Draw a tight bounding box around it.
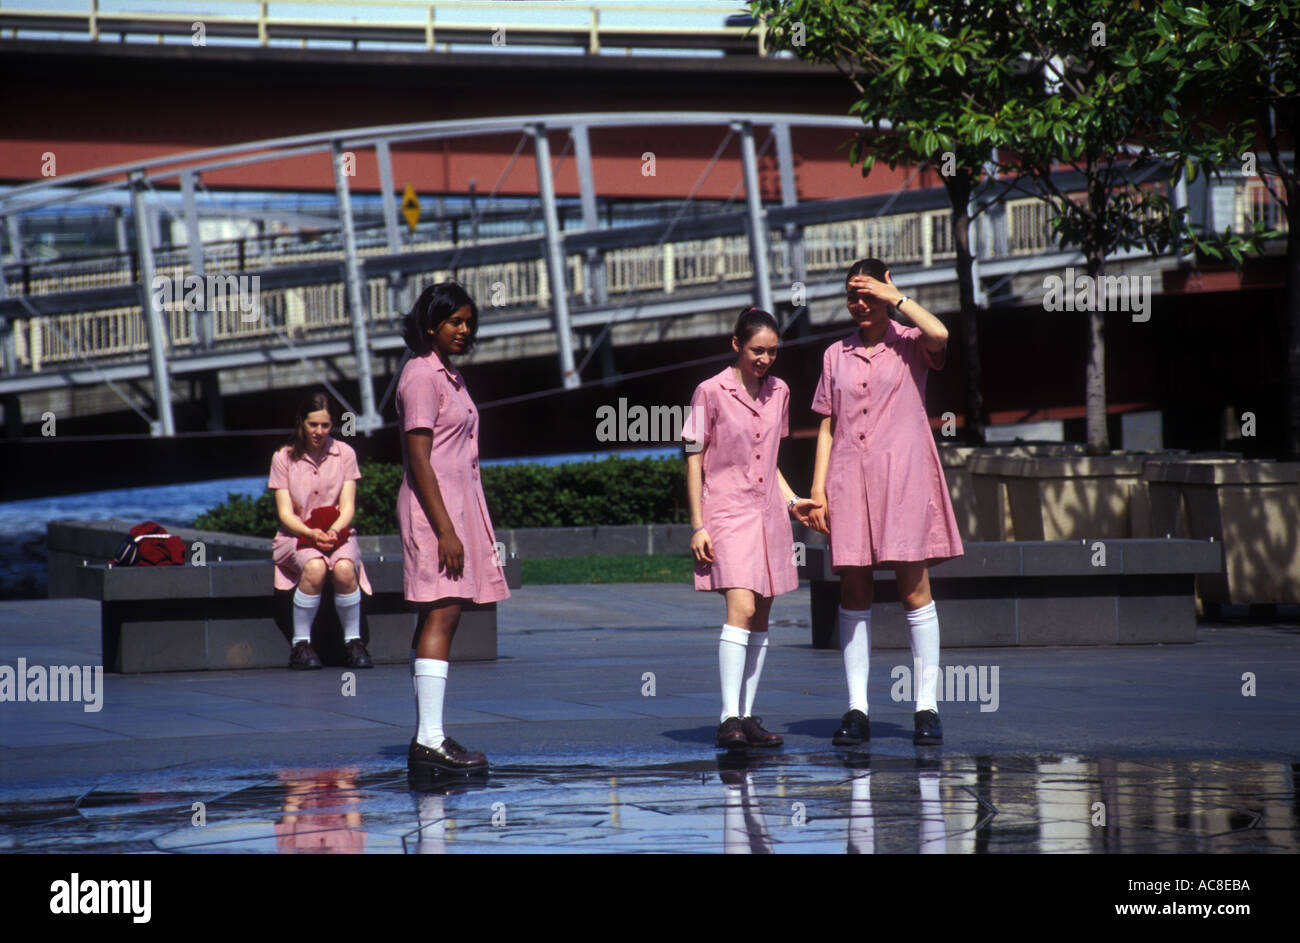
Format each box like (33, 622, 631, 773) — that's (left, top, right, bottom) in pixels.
(811, 320, 964, 570)
(395, 351, 510, 605)
(682, 366, 799, 597)
(268, 437, 373, 594)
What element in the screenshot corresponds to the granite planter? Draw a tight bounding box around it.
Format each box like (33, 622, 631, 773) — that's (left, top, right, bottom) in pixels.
(1144, 460, 1300, 607)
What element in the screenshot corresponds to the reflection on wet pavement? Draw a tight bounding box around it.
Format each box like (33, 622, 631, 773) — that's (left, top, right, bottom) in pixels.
(3, 752, 1295, 854)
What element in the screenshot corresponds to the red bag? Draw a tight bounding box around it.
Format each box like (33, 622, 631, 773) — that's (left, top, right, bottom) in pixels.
(112, 521, 185, 566)
(296, 506, 353, 549)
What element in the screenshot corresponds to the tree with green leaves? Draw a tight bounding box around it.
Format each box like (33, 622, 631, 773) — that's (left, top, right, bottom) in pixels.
(752, 0, 1034, 443)
(754, 0, 1265, 453)
(1178, 0, 1298, 457)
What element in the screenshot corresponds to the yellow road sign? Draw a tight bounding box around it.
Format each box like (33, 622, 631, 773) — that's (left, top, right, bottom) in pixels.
(401, 183, 420, 233)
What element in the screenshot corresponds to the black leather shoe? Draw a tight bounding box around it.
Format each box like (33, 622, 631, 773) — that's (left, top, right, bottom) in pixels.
(740, 716, 783, 748)
(408, 737, 489, 775)
(289, 640, 322, 670)
(913, 709, 943, 745)
(344, 638, 373, 669)
(716, 716, 748, 750)
(832, 709, 870, 745)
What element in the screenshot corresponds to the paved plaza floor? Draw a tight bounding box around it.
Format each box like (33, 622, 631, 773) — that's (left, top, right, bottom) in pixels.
(1, 585, 1298, 854)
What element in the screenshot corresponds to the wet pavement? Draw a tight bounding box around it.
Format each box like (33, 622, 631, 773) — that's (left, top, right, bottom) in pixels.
(2, 587, 1299, 854)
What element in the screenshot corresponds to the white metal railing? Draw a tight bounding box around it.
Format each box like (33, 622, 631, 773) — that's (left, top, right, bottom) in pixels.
(7, 180, 1280, 372)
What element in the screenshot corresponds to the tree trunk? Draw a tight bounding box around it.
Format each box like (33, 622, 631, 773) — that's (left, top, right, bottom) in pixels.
(946, 171, 987, 443)
(1286, 188, 1300, 459)
(1085, 173, 1110, 455)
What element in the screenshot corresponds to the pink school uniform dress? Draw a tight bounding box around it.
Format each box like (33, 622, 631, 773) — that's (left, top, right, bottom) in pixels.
(683, 366, 799, 597)
(268, 437, 373, 594)
(395, 351, 510, 605)
(812, 320, 964, 570)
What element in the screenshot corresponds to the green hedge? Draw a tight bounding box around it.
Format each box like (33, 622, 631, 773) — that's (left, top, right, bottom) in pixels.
(192, 456, 688, 537)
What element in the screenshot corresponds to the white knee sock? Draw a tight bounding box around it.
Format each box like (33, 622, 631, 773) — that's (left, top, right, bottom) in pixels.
(413, 658, 449, 748)
(907, 601, 941, 713)
(718, 624, 749, 722)
(838, 607, 871, 714)
(739, 630, 770, 717)
(292, 588, 322, 644)
(334, 588, 362, 641)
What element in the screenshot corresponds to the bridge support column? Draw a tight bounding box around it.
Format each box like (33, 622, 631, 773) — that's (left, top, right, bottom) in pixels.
(571, 124, 607, 306)
(180, 170, 224, 432)
(735, 120, 774, 316)
(331, 140, 381, 435)
(130, 173, 175, 437)
(773, 122, 806, 336)
(114, 208, 128, 255)
(376, 139, 410, 319)
(5, 215, 22, 263)
(531, 123, 580, 389)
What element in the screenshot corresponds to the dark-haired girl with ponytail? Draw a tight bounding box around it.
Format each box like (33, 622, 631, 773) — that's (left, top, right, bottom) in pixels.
(269, 391, 374, 671)
(682, 306, 820, 751)
(396, 281, 508, 777)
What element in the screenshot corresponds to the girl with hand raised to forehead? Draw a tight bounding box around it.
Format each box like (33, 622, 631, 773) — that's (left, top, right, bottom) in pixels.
(808, 259, 964, 748)
(270, 391, 374, 671)
(683, 306, 821, 751)
(396, 281, 509, 778)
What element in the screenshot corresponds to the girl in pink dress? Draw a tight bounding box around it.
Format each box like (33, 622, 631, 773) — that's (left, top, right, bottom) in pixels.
(269, 391, 373, 671)
(809, 259, 964, 747)
(684, 307, 820, 751)
(396, 281, 509, 777)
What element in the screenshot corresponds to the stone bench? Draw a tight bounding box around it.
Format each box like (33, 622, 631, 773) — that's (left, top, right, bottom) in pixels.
(796, 539, 1222, 649)
(51, 522, 521, 673)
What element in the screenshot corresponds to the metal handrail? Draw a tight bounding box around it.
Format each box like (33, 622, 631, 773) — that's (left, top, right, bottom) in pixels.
(0, 111, 865, 214)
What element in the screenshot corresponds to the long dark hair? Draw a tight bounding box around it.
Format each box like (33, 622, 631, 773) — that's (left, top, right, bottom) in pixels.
(732, 305, 779, 345)
(401, 280, 479, 356)
(286, 391, 332, 461)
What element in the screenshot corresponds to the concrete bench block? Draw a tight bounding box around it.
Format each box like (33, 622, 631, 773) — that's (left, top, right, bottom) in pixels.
(1118, 590, 1195, 644)
(1020, 541, 1102, 576)
(1016, 595, 1117, 645)
(936, 543, 1022, 578)
(1118, 539, 1223, 575)
(207, 617, 286, 669)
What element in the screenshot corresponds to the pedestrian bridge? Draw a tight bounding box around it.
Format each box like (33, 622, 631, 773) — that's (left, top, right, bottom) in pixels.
(0, 112, 1280, 435)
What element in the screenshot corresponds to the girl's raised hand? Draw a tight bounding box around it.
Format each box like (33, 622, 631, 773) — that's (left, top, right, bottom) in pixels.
(847, 272, 902, 307)
(690, 528, 714, 565)
(790, 498, 822, 527)
(438, 531, 465, 577)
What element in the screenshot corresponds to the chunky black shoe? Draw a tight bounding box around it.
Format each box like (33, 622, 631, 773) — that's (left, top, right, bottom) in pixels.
(289, 640, 322, 670)
(344, 638, 374, 669)
(913, 709, 943, 745)
(832, 709, 870, 745)
(740, 716, 783, 748)
(716, 716, 748, 750)
(408, 737, 489, 776)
